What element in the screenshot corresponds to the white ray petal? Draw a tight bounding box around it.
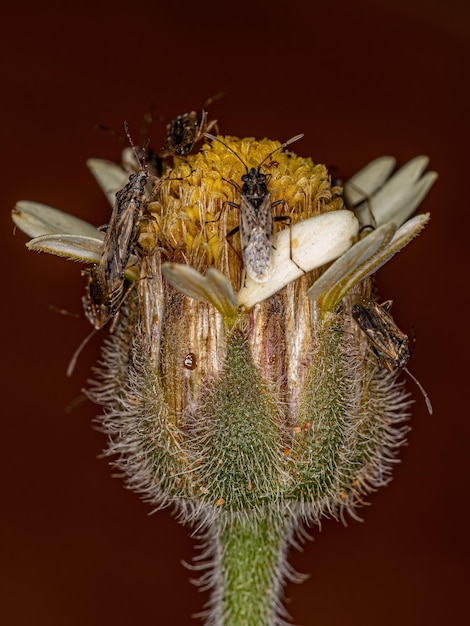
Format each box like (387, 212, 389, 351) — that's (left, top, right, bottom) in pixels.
(26, 234, 140, 279)
(238, 210, 359, 309)
(162, 264, 239, 321)
(354, 214, 431, 287)
(307, 223, 396, 302)
(344, 156, 396, 206)
(353, 156, 437, 228)
(26, 234, 105, 263)
(87, 158, 129, 206)
(12, 201, 104, 240)
(121, 146, 140, 173)
(308, 213, 430, 314)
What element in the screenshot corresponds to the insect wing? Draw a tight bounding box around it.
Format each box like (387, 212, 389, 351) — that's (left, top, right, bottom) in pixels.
(353, 300, 432, 414)
(239, 194, 274, 283)
(102, 171, 147, 273)
(83, 267, 114, 329)
(83, 169, 147, 329)
(352, 301, 410, 369)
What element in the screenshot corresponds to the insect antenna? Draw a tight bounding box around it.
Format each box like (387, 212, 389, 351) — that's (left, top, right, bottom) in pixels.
(66, 328, 98, 377)
(257, 133, 304, 168)
(204, 132, 304, 172)
(124, 120, 166, 198)
(202, 90, 225, 109)
(204, 133, 250, 171)
(403, 367, 433, 415)
(345, 179, 377, 231)
(124, 120, 149, 172)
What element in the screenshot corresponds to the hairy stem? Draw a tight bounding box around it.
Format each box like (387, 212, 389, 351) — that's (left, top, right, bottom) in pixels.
(201, 510, 293, 626)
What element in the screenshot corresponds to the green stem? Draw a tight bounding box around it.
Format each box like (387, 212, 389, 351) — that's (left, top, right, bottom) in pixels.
(206, 510, 291, 626)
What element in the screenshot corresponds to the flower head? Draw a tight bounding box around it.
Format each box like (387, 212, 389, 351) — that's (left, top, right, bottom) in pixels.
(12, 132, 436, 625)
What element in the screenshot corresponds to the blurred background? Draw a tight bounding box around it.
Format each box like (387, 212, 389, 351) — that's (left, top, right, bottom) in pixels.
(2, 0, 468, 624)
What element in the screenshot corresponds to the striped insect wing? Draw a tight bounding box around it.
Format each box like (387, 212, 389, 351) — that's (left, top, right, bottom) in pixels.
(204, 133, 303, 285)
(82, 164, 148, 330)
(83, 268, 112, 329)
(352, 301, 410, 369)
(352, 299, 432, 414)
(239, 194, 274, 283)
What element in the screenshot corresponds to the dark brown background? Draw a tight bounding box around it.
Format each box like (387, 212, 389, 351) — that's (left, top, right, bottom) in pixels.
(2, 1, 468, 624)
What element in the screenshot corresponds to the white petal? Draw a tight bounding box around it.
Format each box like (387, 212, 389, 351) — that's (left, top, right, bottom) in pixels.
(87, 158, 129, 206)
(12, 201, 104, 240)
(344, 156, 396, 206)
(238, 210, 359, 309)
(353, 157, 437, 228)
(308, 214, 430, 314)
(26, 234, 140, 278)
(162, 264, 239, 321)
(307, 223, 396, 302)
(121, 146, 140, 173)
(355, 213, 430, 286)
(26, 234, 105, 263)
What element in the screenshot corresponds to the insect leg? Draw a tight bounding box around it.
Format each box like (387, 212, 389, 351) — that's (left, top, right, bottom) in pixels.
(344, 179, 377, 231)
(272, 200, 306, 276)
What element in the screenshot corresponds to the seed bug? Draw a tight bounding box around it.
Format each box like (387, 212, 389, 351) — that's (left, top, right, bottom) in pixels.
(352, 298, 432, 414)
(205, 132, 304, 283)
(83, 122, 149, 329)
(160, 92, 223, 158)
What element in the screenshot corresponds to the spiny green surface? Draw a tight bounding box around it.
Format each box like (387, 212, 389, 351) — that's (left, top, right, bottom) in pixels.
(191, 331, 286, 513)
(216, 513, 288, 626)
(289, 320, 356, 501)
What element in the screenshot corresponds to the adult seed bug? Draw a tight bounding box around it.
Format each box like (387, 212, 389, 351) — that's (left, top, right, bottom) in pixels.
(352, 298, 432, 414)
(205, 132, 304, 283)
(160, 93, 223, 158)
(83, 122, 150, 329)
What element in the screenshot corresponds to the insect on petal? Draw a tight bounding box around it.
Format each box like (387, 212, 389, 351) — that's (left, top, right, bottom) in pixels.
(161, 263, 239, 323)
(12, 201, 105, 240)
(238, 210, 359, 309)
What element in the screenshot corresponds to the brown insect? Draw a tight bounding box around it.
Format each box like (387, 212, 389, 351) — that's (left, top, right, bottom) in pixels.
(352, 299, 432, 414)
(205, 133, 304, 283)
(83, 123, 149, 329)
(160, 93, 222, 158)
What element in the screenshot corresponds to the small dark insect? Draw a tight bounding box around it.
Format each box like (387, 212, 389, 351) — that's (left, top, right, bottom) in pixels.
(352, 299, 432, 414)
(83, 123, 149, 329)
(160, 93, 223, 158)
(205, 133, 304, 283)
(183, 352, 198, 370)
